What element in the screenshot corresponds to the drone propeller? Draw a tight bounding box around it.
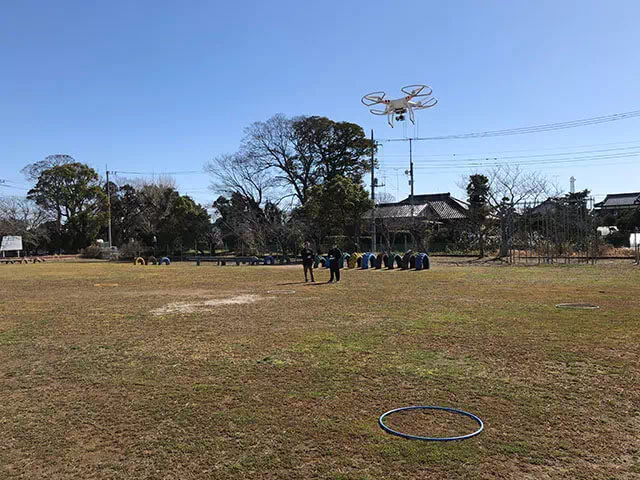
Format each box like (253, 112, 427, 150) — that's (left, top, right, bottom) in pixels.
(401, 84, 433, 98)
(412, 97, 438, 110)
(361, 91, 386, 106)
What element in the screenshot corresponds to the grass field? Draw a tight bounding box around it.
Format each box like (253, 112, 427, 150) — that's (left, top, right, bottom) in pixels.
(1, 261, 639, 479)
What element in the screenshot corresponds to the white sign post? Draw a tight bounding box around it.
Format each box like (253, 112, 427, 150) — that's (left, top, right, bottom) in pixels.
(1, 236, 23, 258)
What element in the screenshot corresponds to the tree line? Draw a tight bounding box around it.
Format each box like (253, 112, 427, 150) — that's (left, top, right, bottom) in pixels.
(5, 113, 635, 259)
(1, 155, 211, 257)
(0, 114, 377, 257)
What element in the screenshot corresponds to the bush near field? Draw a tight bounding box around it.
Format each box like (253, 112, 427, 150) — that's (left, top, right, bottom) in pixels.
(79, 245, 107, 259)
(117, 241, 149, 261)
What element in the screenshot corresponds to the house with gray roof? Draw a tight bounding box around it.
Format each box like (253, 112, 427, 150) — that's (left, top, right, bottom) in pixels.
(594, 192, 640, 213)
(365, 192, 468, 225)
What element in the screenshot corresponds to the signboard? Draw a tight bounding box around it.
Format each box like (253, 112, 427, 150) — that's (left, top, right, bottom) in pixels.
(0, 236, 23, 252)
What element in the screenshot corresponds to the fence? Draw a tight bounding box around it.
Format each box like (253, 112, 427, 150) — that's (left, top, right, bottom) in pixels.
(505, 198, 599, 264)
(367, 196, 632, 264)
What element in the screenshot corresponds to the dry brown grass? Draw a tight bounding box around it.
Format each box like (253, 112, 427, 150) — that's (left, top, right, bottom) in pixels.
(0, 260, 639, 479)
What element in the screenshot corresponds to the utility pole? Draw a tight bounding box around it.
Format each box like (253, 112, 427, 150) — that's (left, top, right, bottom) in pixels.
(409, 138, 415, 248)
(401, 138, 416, 250)
(409, 138, 414, 204)
(106, 167, 113, 248)
(370, 129, 376, 252)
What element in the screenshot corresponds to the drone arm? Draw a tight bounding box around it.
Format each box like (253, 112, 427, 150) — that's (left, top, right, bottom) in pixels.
(401, 84, 433, 97)
(414, 97, 438, 109)
(361, 91, 386, 107)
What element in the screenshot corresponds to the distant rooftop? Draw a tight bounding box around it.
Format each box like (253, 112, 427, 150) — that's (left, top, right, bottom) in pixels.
(594, 192, 640, 209)
(368, 192, 468, 221)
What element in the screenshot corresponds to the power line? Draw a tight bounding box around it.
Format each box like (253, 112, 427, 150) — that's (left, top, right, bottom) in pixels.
(0, 183, 29, 191)
(381, 144, 640, 167)
(380, 139, 640, 158)
(112, 170, 201, 175)
(379, 156, 640, 173)
(380, 152, 640, 170)
(380, 109, 640, 142)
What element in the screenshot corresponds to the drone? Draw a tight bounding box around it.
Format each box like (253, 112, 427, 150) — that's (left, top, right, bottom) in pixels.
(361, 84, 437, 127)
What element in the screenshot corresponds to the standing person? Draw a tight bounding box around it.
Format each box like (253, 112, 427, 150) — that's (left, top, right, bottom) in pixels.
(327, 243, 342, 283)
(301, 241, 315, 283)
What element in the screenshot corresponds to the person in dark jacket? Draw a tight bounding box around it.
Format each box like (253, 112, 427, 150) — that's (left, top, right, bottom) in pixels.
(301, 241, 315, 282)
(327, 244, 342, 283)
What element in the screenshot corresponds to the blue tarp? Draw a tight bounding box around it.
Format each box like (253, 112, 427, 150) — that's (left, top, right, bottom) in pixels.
(415, 253, 430, 270)
(361, 252, 376, 269)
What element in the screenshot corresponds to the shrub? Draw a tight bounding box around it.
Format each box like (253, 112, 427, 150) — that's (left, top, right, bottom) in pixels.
(118, 240, 148, 261)
(80, 245, 104, 259)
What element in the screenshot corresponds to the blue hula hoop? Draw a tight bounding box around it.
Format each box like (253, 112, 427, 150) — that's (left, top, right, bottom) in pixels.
(378, 405, 484, 442)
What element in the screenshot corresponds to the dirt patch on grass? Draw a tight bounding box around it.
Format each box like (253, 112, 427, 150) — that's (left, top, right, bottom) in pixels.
(151, 294, 264, 315)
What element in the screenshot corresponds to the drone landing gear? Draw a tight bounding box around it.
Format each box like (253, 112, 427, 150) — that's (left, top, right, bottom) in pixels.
(389, 108, 414, 128)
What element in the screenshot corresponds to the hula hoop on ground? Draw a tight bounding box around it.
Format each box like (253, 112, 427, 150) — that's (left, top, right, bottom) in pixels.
(378, 405, 484, 442)
(134, 257, 146, 265)
(159, 257, 171, 265)
(555, 303, 599, 309)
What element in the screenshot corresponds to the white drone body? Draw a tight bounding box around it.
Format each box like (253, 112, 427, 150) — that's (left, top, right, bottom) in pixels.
(361, 84, 437, 127)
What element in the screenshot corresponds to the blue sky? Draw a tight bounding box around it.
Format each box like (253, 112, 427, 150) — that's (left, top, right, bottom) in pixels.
(1, 1, 639, 205)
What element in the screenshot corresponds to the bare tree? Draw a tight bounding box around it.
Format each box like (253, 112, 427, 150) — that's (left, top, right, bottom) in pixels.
(125, 175, 177, 191)
(21, 154, 75, 182)
(485, 165, 560, 257)
(242, 114, 315, 205)
(0, 197, 50, 252)
(486, 165, 559, 208)
(205, 153, 273, 206)
(375, 192, 396, 205)
(0, 197, 48, 233)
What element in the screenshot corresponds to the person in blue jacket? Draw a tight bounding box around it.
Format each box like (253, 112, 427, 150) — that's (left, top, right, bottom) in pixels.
(327, 244, 342, 283)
